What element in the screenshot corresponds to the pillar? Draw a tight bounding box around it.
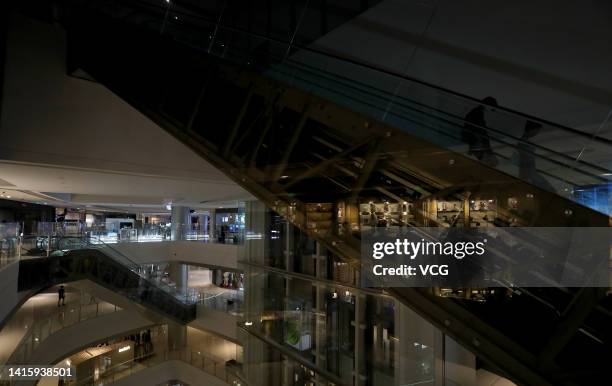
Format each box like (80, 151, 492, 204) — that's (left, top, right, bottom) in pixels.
(198, 213, 207, 236)
(208, 209, 216, 241)
(171, 205, 190, 241)
(354, 293, 367, 386)
(243, 201, 269, 386)
(167, 321, 187, 350)
(168, 262, 188, 297)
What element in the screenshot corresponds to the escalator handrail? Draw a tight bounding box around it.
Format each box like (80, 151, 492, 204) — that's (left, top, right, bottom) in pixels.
(276, 56, 612, 176)
(98, 0, 612, 147)
(59, 236, 195, 304)
(265, 58, 610, 185)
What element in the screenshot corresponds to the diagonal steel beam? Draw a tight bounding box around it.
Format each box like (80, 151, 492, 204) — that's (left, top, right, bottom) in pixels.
(223, 84, 254, 157)
(186, 73, 211, 132)
(229, 91, 279, 158)
(248, 104, 280, 169)
(537, 287, 607, 368)
(348, 137, 383, 203)
(282, 135, 375, 190)
(270, 104, 311, 181)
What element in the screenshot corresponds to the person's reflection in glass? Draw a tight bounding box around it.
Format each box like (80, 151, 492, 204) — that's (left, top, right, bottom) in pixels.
(463, 96, 499, 166)
(518, 120, 555, 193)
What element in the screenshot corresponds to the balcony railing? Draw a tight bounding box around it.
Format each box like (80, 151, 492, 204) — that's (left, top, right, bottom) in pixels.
(6, 297, 120, 365)
(67, 346, 244, 386)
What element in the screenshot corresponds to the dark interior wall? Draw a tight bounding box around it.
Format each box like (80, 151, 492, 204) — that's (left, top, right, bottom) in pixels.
(0, 199, 55, 230)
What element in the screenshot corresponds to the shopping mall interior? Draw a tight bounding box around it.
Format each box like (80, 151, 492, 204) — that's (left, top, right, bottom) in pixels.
(0, 1, 611, 385)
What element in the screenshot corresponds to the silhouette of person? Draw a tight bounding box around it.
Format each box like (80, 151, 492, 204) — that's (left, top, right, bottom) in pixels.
(518, 120, 555, 192)
(57, 285, 66, 306)
(219, 226, 226, 244)
(463, 96, 498, 165)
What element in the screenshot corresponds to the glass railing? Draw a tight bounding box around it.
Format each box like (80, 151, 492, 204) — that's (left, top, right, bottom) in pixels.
(69, 235, 198, 305)
(21, 222, 242, 246)
(72, 0, 612, 214)
(67, 346, 244, 386)
(87, 223, 219, 244)
(15, 219, 245, 307)
(196, 289, 244, 316)
(16, 228, 205, 305)
(237, 325, 344, 386)
(0, 223, 20, 270)
(6, 297, 120, 365)
(15, 235, 199, 326)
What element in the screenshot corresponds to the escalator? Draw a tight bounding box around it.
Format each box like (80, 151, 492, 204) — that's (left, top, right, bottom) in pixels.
(17, 237, 197, 323)
(49, 2, 612, 385)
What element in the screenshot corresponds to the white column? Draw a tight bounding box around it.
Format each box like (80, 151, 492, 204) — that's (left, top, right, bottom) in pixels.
(208, 209, 216, 241)
(168, 262, 188, 297)
(171, 205, 190, 241)
(167, 321, 187, 350)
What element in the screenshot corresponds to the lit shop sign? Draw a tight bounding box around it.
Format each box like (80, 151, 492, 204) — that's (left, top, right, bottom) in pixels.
(118, 346, 130, 353)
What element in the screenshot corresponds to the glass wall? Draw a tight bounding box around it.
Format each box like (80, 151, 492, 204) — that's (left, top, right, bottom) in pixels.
(239, 201, 515, 386)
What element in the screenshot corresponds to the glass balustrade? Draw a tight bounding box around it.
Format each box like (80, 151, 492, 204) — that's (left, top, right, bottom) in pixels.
(6, 296, 120, 365)
(64, 347, 244, 386)
(61, 323, 246, 386)
(0, 223, 20, 270)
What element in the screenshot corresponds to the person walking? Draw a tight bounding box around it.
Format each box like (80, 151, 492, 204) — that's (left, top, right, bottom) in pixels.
(57, 285, 66, 306)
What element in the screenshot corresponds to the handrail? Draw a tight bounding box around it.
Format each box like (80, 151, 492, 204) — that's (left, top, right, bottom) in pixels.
(6, 297, 120, 365)
(240, 324, 347, 386)
(102, 0, 612, 146)
(68, 345, 243, 386)
(58, 235, 196, 304)
(267, 59, 609, 185)
(278, 56, 612, 175)
(0, 223, 20, 271)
